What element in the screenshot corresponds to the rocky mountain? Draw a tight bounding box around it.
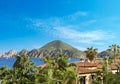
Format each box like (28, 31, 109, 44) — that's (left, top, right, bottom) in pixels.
(98, 50, 113, 58)
(19, 49, 29, 55)
(0, 40, 85, 58)
(0, 50, 18, 58)
(28, 40, 85, 58)
(28, 49, 41, 58)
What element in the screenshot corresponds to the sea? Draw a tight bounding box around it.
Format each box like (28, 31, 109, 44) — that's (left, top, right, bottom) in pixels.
(0, 57, 80, 68)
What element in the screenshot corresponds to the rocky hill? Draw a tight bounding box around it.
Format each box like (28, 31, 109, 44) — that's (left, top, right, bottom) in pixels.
(28, 40, 85, 58)
(0, 50, 18, 58)
(98, 50, 113, 58)
(0, 40, 85, 58)
(19, 49, 29, 55)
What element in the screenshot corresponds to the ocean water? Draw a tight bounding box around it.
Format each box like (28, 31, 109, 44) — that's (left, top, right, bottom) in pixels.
(0, 58, 80, 68)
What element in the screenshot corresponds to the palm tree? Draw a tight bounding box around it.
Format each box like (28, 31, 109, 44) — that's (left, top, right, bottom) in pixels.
(0, 65, 10, 82)
(12, 55, 36, 84)
(54, 54, 78, 84)
(13, 55, 30, 68)
(0, 54, 79, 84)
(37, 54, 79, 84)
(107, 44, 120, 63)
(85, 47, 98, 62)
(93, 56, 120, 84)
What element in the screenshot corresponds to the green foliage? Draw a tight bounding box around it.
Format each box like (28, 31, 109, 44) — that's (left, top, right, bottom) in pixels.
(93, 56, 120, 84)
(107, 44, 120, 60)
(93, 71, 120, 84)
(37, 54, 78, 84)
(0, 55, 36, 84)
(85, 47, 98, 62)
(0, 54, 78, 84)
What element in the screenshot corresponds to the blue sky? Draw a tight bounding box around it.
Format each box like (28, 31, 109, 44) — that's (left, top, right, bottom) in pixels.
(0, 0, 120, 52)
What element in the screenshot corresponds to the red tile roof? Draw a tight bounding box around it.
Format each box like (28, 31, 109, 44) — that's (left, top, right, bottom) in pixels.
(77, 67, 97, 74)
(95, 59, 103, 64)
(74, 62, 97, 67)
(39, 59, 120, 74)
(95, 59, 120, 64)
(97, 64, 118, 70)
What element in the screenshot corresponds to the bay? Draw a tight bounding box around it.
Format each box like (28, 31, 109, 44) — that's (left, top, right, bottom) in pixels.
(0, 57, 80, 68)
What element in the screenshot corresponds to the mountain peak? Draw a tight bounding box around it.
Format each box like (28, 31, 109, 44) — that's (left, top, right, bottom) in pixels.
(52, 40, 62, 43)
(0, 40, 85, 58)
(40, 40, 74, 50)
(35, 40, 85, 58)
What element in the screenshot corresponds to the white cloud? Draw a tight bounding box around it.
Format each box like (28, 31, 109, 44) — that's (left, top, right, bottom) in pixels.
(26, 11, 114, 45)
(74, 46, 86, 51)
(53, 27, 113, 44)
(80, 19, 97, 26)
(66, 11, 88, 21)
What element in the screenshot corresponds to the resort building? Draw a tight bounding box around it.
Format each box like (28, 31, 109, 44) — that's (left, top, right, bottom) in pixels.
(39, 59, 120, 84)
(73, 59, 120, 84)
